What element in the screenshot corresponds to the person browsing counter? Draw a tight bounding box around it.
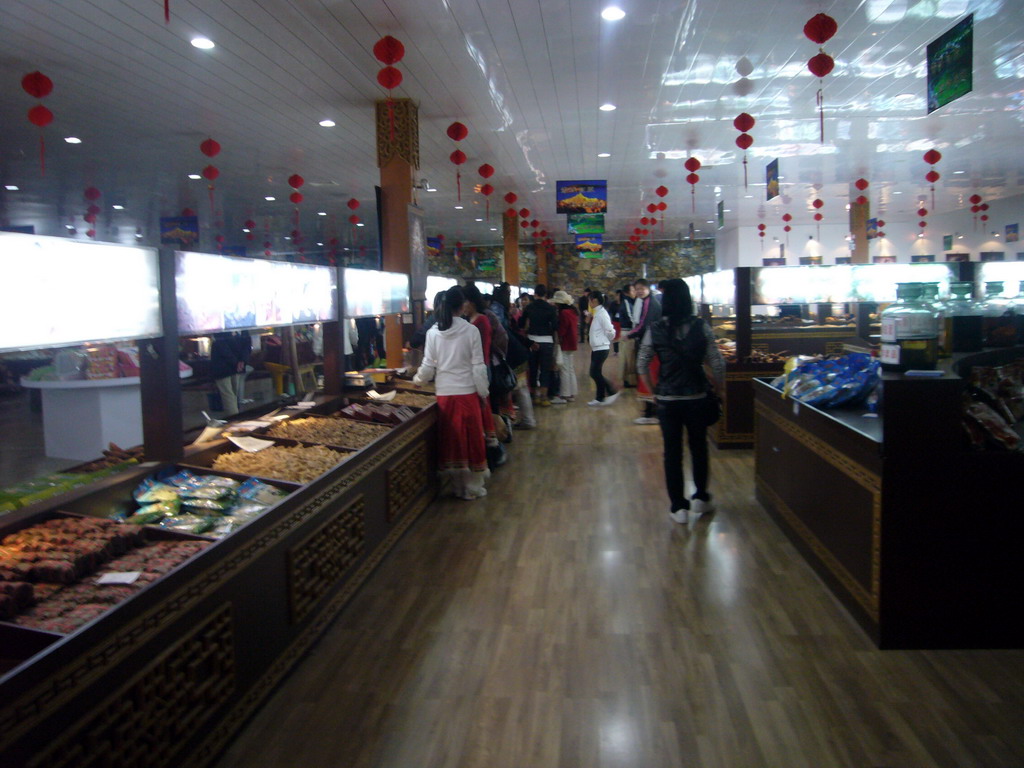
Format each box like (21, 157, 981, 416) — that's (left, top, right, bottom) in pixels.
(520, 284, 559, 407)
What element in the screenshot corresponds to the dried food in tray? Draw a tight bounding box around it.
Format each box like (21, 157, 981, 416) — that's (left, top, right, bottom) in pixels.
(210, 443, 352, 484)
(265, 415, 392, 449)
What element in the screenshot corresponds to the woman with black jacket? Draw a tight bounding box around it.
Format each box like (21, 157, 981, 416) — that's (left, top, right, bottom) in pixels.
(637, 279, 725, 525)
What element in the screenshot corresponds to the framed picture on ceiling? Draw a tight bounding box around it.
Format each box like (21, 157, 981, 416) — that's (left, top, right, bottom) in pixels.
(766, 159, 780, 201)
(575, 234, 603, 258)
(927, 14, 973, 114)
(556, 180, 607, 215)
(1006, 224, 1019, 242)
(943, 234, 954, 250)
(717, 200, 725, 229)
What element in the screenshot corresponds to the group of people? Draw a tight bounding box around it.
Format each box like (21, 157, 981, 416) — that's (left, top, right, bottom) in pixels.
(413, 277, 725, 524)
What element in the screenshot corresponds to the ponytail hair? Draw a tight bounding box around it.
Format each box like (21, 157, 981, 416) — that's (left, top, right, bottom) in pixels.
(436, 286, 466, 331)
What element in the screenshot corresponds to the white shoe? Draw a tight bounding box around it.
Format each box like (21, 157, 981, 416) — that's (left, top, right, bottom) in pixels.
(603, 392, 620, 405)
(550, 396, 568, 405)
(633, 416, 659, 425)
(668, 508, 689, 524)
(587, 399, 603, 406)
(692, 497, 716, 516)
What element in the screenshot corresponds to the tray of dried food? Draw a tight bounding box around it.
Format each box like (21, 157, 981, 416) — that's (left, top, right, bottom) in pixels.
(377, 390, 436, 408)
(263, 414, 393, 450)
(336, 400, 418, 425)
(198, 441, 354, 485)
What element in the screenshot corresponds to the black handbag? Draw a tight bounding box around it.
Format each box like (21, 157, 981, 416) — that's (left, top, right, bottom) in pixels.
(504, 329, 529, 369)
(490, 357, 518, 395)
(699, 388, 722, 427)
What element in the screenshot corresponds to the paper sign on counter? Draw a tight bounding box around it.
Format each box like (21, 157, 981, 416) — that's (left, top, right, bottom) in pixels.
(228, 436, 275, 452)
(97, 571, 141, 585)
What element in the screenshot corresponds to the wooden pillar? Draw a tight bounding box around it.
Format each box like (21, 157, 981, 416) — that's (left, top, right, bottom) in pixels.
(140, 248, 184, 461)
(502, 210, 520, 287)
(376, 98, 420, 368)
(850, 197, 869, 264)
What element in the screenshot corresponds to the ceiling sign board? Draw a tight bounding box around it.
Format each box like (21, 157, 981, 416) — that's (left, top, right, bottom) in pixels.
(556, 180, 607, 215)
(575, 234, 603, 258)
(176, 251, 338, 334)
(567, 213, 605, 234)
(0, 233, 161, 353)
(927, 14, 973, 114)
(766, 159, 780, 201)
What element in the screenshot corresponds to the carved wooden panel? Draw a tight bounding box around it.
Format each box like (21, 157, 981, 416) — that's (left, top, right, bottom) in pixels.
(376, 97, 420, 169)
(288, 497, 366, 623)
(825, 341, 847, 356)
(387, 442, 429, 523)
(30, 604, 235, 768)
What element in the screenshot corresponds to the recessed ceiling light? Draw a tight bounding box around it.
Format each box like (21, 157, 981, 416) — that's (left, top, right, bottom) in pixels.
(706, 220, 714, 223)
(426, 187, 437, 192)
(455, 205, 464, 210)
(265, 195, 276, 201)
(356, 222, 365, 227)
(490, 227, 498, 231)
(599, 103, 617, 112)
(598, 152, 611, 158)
(601, 6, 626, 21)
(475, 218, 483, 222)
(64, 136, 82, 144)
(317, 242, 324, 246)
(723, 209, 732, 212)
(317, 211, 327, 216)
(893, 191, 902, 195)
(191, 37, 215, 49)
(242, 228, 251, 233)
(65, 224, 75, 230)
(188, 173, 201, 180)
(4, 185, 18, 191)
(318, 119, 336, 127)
(112, 204, 125, 210)
(744, 194, 753, 198)
(954, 170, 965, 174)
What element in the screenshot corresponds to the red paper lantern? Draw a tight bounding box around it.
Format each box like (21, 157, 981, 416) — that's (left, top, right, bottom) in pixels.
(263, 241, 271, 248)
(855, 178, 869, 191)
(290, 192, 303, 204)
(291, 229, 301, 239)
(347, 199, 359, 210)
(641, 228, 649, 235)
(505, 207, 517, 217)
(244, 219, 256, 229)
(877, 220, 886, 227)
(264, 250, 272, 257)
(83, 213, 97, 224)
(373, 36, 406, 65)
(803, 13, 838, 45)
(21, 71, 53, 99)
(981, 203, 989, 211)
(923, 149, 942, 165)
(784, 225, 792, 232)
(687, 173, 699, 185)
(855, 195, 868, 205)
(446, 122, 469, 142)
(480, 183, 494, 196)
(202, 165, 220, 181)
(647, 203, 657, 213)
(917, 207, 928, 217)
(814, 213, 823, 221)
(532, 231, 540, 238)
(969, 194, 982, 205)
(782, 213, 792, 222)
(530, 219, 539, 228)
(519, 208, 530, 219)
(504, 192, 518, 205)
(735, 133, 753, 150)
(377, 66, 402, 89)
(448, 150, 466, 167)
(246, 233, 255, 241)
(85, 187, 102, 201)
(520, 220, 529, 229)
(733, 113, 755, 133)
(808, 52, 835, 78)
(971, 205, 980, 213)
(200, 138, 221, 158)
(641, 217, 650, 226)
(349, 214, 360, 225)
(919, 220, 928, 228)
(87, 204, 101, 216)
(183, 208, 196, 217)
(759, 231, 766, 238)
(980, 214, 989, 222)
(215, 234, 226, 244)
(27, 105, 53, 126)
(657, 202, 667, 211)
(540, 230, 547, 237)
(655, 185, 669, 197)
(633, 228, 642, 235)
(288, 174, 304, 189)
(757, 223, 766, 230)
(926, 170, 940, 184)
(684, 157, 701, 173)
(812, 198, 824, 209)
(478, 164, 494, 178)
(86, 229, 96, 238)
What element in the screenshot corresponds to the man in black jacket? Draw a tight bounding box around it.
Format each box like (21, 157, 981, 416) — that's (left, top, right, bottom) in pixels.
(522, 284, 559, 406)
(577, 288, 591, 342)
(618, 283, 637, 386)
(628, 279, 662, 423)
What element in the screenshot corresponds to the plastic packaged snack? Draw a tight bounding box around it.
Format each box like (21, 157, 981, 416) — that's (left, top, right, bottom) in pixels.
(238, 478, 287, 506)
(181, 497, 233, 512)
(180, 485, 236, 501)
(133, 481, 180, 504)
(125, 510, 166, 526)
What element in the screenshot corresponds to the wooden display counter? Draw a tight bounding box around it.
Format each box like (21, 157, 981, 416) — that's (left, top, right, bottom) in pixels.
(713, 361, 785, 448)
(0, 398, 437, 767)
(754, 348, 1024, 649)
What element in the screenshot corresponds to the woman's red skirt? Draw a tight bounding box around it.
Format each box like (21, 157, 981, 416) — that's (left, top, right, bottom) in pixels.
(437, 393, 487, 472)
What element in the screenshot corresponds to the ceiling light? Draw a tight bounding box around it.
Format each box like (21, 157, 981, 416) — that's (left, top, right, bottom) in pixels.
(598, 152, 611, 158)
(490, 227, 498, 231)
(318, 119, 336, 127)
(426, 187, 437, 192)
(188, 173, 201, 180)
(744, 194, 753, 198)
(599, 103, 617, 112)
(356, 222, 365, 227)
(723, 209, 732, 212)
(317, 211, 327, 216)
(475, 218, 483, 222)
(317, 242, 324, 246)
(64, 136, 82, 144)
(4, 185, 18, 191)
(65, 224, 75, 230)
(265, 195, 276, 201)
(242, 228, 251, 233)
(112, 204, 125, 210)
(601, 6, 626, 21)
(191, 37, 215, 49)
(706, 220, 714, 224)
(454, 205, 464, 210)
(954, 170, 965, 174)
(893, 191, 902, 195)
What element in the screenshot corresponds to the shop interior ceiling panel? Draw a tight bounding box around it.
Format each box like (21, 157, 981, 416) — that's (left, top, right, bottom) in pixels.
(0, 0, 1021, 245)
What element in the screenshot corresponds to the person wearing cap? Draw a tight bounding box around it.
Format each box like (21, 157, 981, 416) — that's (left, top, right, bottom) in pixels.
(551, 290, 579, 404)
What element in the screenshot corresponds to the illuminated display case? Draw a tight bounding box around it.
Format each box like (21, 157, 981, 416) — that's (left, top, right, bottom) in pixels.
(343, 268, 411, 318)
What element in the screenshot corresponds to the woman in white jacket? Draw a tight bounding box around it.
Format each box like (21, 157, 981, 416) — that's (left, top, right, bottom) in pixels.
(587, 290, 620, 406)
(414, 286, 491, 499)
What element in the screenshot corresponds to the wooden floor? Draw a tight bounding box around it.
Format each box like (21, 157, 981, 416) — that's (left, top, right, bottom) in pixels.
(215, 358, 1024, 768)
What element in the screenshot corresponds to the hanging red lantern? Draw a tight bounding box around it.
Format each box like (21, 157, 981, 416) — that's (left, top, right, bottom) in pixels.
(83, 212, 97, 224)
(657, 202, 667, 211)
(215, 234, 226, 244)
(288, 174, 304, 189)
(980, 214, 989, 222)
(349, 214, 360, 225)
(450, 149, 467, 166)
(641, 217, 650, 226)
(814, 213, 823, 221)
(520, 220, 529, 229)
(27, 104, 52, 126)
(505, 207, 517, 218)
(812, 198, 824, 209)
(923, 149, 942, 166)
(684, 157, 701, 173)
(808, 52, 835, 78)
(290, 192, 304, 204)
(735, 133, 753, 150)
(86, 204, 101, 216)
(971, 205, 980, 213)
(447, 123, 469, 200)
(784, 225, 792, 232)
(446, 122, 469, 142)
(480, 182, 494, 218)
(804, 13, 837, 44)
(981, 203, 989, 211)
(685, 161, 701, 212)
(641, 228, 649, 236)
(530, 219, 539, 228)
(922, 150, 942, 209)
(759, 231, 766, 239)
(855, 178, 869, 192)
(540, 230, 547, 237)
(804, 13, 837, 144)
(757, 223, 766, 230)
(919, 220, 928, 228)
(202, 165, 220, 181)
(917, 207, 928, 217)
(969, 194, 982, 205)
(856, 195, 868, 206)
(478, 163, 494, 179)
(733, 113, 755, 133)
(22, 71, 55, 174)
(925, 170, 940, 184)
(373, 36, 406, 65)
(244, 218, 256, 229)
(21, 71, 53, 98)
(647, 203, 658, 213)
(86, 228, 96, 238)
(633, 228, 642, 235)
(377, 67, 402, 89)
(182, 208, 196, 217)
(84, 187, 101, 202)
(519, 208, 530, 219)
(686, 173, 700, 183)
(655, 185, 669, 198)
(877, 219, 886, 228)
(347, 199, 360, 211)
(504, 192, 517, 205)
(200, 138, 221, 158)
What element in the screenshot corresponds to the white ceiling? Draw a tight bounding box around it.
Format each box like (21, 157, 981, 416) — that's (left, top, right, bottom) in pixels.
(0, 0, 1021, 255)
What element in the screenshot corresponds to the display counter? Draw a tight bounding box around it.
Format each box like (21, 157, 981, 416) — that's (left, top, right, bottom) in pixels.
(753, 347, 1024, 649)
(0, 393, 437, 767)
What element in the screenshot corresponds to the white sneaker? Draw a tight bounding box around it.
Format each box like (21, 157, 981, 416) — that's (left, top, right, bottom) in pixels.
(587, 399, 603, 406)
(668, 508, 689, 524)
(603, 392, 620, 405)
(550, 396, 568, 405)
(633, 416, 659, 425)
(692, 497, 716, 516)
